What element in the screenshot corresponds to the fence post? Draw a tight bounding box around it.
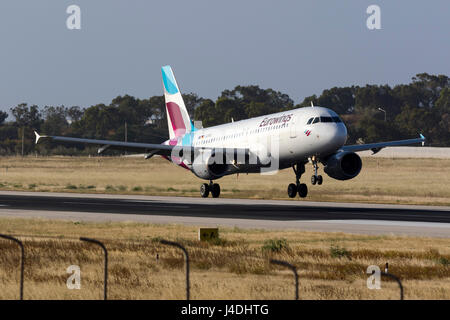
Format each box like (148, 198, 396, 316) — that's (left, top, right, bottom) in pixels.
(270, 259, 299, 300)
(80, 237, 108, 300)
(160, 239, 190, 300)
(381, 272, 404, 300)
(0, 234, 24, 300)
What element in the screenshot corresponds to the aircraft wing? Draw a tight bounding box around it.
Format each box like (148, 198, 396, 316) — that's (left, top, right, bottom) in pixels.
(34, 131, 189, 157)
(34, 131, 250, 160)
(340, 134, 426, 154)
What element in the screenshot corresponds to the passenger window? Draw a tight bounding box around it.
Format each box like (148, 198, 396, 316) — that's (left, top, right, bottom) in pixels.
(312, 117, 320, 124)
(306, 117, 313, 125)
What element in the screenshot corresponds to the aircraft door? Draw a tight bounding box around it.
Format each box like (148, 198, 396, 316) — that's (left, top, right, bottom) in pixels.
(288, 115, 297, 155)
(290, 116, 296, 138)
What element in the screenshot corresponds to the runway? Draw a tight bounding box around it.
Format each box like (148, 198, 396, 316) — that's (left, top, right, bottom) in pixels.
(0, 191, 449, 237)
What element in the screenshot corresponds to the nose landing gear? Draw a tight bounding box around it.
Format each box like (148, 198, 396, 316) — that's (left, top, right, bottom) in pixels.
(310, 156, 323, 185)
(287, 162, 308, 198)
(311, 175, 323, 185)
(200, 181, 221, 198)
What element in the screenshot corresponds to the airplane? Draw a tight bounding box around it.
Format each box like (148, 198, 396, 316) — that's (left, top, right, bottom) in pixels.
(35, 65, 425, 199)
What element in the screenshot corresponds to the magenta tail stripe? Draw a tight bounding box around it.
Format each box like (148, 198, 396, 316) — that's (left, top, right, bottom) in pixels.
(166, 102, 186, 136)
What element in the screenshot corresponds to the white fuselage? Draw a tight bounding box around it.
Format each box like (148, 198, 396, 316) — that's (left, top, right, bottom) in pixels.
(174, 106, 347, 176)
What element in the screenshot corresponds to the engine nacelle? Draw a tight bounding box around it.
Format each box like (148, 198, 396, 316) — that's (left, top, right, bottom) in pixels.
(191, 152, 229, 180)
(323, 151, 362, 181)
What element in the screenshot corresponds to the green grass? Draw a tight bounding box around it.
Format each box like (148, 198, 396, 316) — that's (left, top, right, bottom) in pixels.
(262, 238, 289, 253)
(330, 245, 352, 260)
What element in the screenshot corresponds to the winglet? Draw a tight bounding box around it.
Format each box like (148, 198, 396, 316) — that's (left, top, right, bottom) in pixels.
(34, 131, 48, 144)
(419, 133, 426, 146)
(34, 131, 40, 144)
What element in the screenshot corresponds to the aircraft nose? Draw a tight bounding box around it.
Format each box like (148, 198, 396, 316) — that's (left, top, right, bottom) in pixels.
(321, 124, 347, 151)
(334, 124, 347, 146)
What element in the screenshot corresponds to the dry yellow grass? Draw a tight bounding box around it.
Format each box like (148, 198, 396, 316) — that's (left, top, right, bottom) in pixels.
(0, 218, 449, 300)
(0, 155, 449, 205)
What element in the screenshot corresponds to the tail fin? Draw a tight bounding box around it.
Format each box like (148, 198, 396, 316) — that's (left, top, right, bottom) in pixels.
(161, 65, 193, 140)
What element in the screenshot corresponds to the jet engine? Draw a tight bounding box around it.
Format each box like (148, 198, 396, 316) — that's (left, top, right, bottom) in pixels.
(323, 151, 362, 180)
(191, 151, 229, 180)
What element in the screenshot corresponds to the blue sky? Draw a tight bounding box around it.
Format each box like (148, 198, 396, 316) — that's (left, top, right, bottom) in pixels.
(0, 0, 449, 112)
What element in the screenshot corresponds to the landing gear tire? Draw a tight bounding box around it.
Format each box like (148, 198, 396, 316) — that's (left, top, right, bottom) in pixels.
(287, 183, 297, 198)
(312, 175, 323, 185)
(200, 183, 209, 198)
(298, 183, 308, 198)
(211, 183, 221, 198)
(291, 162, 307, 199)
(311, 157, 323, 187)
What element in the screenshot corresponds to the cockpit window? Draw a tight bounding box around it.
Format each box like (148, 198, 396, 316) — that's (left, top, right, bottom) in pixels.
(320, 116, 333, 123)
(308, 116, 342, 124)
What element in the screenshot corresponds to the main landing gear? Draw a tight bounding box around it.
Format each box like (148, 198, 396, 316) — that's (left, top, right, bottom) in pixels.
(287, 158, 324, 199)
(200, 181, 221, 198)
(287, 163, 308, 198)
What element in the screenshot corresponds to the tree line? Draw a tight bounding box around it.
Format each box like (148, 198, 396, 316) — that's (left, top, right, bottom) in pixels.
(0, 72, 448, 156)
